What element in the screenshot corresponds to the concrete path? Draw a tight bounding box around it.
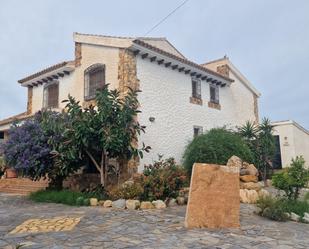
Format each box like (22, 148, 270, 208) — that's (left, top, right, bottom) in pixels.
(0, 193, 308, 249)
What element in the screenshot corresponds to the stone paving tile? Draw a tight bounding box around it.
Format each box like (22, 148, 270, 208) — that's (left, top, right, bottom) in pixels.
(0, 193, 309, 248)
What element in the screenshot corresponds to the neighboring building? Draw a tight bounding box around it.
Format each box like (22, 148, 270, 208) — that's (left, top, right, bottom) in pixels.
(272, 120, 309, 169)
(0, 33, 260, 172)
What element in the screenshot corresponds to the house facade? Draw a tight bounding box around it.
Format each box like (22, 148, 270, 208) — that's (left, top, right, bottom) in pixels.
(0, 33, 260, 172)
(271, 120, 309, 169)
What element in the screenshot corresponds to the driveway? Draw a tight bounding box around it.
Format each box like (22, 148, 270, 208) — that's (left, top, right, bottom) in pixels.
(0, 193, 308, 249)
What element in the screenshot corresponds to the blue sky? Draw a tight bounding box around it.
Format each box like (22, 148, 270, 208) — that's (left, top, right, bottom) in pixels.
(0, 0, 308, 129)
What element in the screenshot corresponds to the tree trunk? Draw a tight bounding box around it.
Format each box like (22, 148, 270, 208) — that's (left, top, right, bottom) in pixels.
(49, 175, 63, 190)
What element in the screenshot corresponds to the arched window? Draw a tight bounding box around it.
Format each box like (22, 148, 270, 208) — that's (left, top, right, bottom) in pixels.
(43, 81, 59, 108)
(84, 64, 105, 100)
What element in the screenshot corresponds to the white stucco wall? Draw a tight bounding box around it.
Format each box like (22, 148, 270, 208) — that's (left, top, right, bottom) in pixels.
(136, 57, 257, 171)
(273, 121, 309, 168)
(31, 44, 120, 113)
(228, 70, 257, 125)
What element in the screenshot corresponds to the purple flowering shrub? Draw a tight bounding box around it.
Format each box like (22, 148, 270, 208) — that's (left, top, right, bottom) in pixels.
(2, 117, 52, 180)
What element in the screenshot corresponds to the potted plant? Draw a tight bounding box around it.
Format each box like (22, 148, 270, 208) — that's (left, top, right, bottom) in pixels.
(5, 167, 17, 178)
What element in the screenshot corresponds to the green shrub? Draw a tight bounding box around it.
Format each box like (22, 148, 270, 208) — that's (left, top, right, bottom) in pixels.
(183, 128, 254, 175)
(108, 183, 144, 201)
(75, 197, 84, 206)
(257, 195, 309, 222)
(29, 190, 99, 206)
(83, 198, 90, 206)
(140, 156, 188, 201)
(272, 156, 309, 200)
(257, 196, 289, 222)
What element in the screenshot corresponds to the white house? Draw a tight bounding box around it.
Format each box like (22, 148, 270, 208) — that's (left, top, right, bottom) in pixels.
(272, 120, 309, 169)
(0, 33, 260, 173)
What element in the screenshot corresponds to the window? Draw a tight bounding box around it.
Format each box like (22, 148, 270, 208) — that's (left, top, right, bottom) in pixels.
(210, 84, 219, 104)
(43, 82, 59, 108)
(84, 64, 105, 100)
(192, 78, 201, 99)
(193, 126, 203, 138)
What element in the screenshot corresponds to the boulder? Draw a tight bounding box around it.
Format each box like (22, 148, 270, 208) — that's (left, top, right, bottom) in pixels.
(239, 189, 259, 204)
(103, 200, 113, 208)
(89, 198, 98, 206)
(152, 200, 166, 209)
(290, 212, 300, 222)
(126, 200, 140, 210)
(140, 201, 155, 209)
(304, 212, 309, 220)
(258, 189, 270, 198)
(98, 200, 105, 206)
(167, 198, 177, 207)
(227, 155, 242, 170)
(245, 164, 259, 176)
(112, 199, 126, 209)
(176, 196, 186, 205)
(185, 163, 240, 228)
(240, 182, 262, 191)
(240, 168, 251, 176)
(240, 175, 258, 183)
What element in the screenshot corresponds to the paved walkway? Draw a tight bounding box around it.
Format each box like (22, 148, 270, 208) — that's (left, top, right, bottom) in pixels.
(0, 193, 308, 249)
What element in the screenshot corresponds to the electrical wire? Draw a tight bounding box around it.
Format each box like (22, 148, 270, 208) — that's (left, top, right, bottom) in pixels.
(143, 0, 189, 36)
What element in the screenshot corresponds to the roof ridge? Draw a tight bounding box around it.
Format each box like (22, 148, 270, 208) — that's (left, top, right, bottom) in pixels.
(201, 56, 229, 66)
(74, 32, 166, 41)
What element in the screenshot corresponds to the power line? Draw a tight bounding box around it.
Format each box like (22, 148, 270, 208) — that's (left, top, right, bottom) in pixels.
(143, 0, 189, 36)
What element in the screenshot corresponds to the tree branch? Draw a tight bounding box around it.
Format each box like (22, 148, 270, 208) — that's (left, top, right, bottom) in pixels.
(85, 150, 101, 173)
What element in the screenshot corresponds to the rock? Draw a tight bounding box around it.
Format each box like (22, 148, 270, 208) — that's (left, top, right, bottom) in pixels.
(290, 212, 300, 222)
(112, 199, 126, 209)
(304, 212, 309, 219)
(303, 217, 309, 223)
(176, 196, 186, 205)
(185, 163, 240, 229)
(179, 187, 190, 198)
(140, 201, 155, 209)
(240, 168, 251, 176)
(98, 200, 105, 206)
(167, 198, 177, 207)
(239, 189, 259, 204)
(240, 175, 258, 183)
(240, 182, 262, 191)
(258, 189, 270, 198)
(227, 155, 242, 170)
(244, 163, 259, 176)
(265, 179, 272, 187)
(103, 200, 113, 208)
(126, 200, 140, 210)
(284, 212, 291, 219)
(152, 200, 166, 209)
(89, 198, 98, 206)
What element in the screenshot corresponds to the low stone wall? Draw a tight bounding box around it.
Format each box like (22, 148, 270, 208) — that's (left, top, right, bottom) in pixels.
(63, 173, 101, 192)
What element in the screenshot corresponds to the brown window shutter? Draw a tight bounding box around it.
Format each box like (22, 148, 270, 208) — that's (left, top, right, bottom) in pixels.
(47, 83, 59, 108)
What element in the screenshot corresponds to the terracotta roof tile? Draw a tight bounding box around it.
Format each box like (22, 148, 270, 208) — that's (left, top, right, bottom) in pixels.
(0, 112, 32, 127)
(18, 61, 74, 84)
(132, 39, 233, 82)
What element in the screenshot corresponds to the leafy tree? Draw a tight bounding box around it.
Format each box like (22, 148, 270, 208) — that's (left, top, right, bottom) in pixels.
(272, 156, 309, 200)
(183, 127, 254, 175)
(38, 111, 82, 189)
(2, 111, 82, 189)
(63, 85, 150, 187)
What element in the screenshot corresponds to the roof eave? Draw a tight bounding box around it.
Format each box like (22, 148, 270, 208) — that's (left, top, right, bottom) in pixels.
(130, 40, 234, 86)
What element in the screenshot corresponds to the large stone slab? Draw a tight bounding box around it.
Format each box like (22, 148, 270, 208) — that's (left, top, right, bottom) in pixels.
(185, 163, 240, 229)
